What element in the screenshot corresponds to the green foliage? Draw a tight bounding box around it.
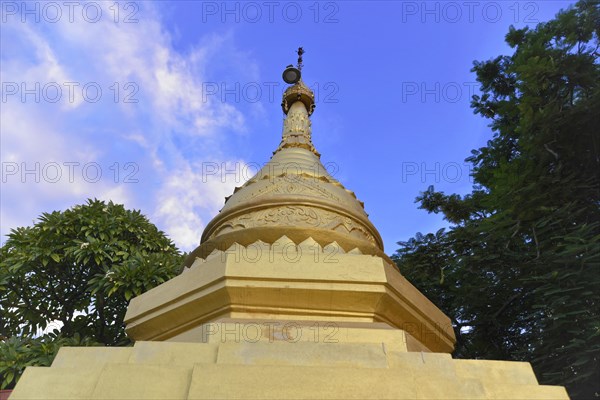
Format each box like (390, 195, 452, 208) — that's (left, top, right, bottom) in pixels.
(0, 199, 184, 389)
(393, 2, 600, 399)
(0, 334, 98, 390)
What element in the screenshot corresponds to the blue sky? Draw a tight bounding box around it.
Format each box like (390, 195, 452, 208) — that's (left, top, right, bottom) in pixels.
(1, 0, 573, 254)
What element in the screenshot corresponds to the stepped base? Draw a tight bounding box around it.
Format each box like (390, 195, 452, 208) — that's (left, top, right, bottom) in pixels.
(11, 323, 569, 400)
(124, 239, 456, 353)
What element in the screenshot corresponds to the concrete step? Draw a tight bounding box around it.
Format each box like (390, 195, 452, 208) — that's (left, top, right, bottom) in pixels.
(11, 341, 569, 400)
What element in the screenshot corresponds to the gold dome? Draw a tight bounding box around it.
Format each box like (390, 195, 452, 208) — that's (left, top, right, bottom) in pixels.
(184, 82, 385, 265)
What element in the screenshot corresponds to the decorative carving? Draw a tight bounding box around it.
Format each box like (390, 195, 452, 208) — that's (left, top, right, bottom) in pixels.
(281, 80, 315, 116)
(283, 109, 311, 136)
(209, 205, 377, 245)
(260, 206, 321, 226)
(275, 101, 319, 156)
(249, 177, 341, 203)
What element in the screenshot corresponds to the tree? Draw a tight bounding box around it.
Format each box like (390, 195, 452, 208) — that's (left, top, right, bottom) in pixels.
(393, 2, 600, 399)
(0, 199, 184, 389)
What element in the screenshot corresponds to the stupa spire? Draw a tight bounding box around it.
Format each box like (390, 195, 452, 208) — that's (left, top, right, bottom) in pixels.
(184, 49, 385, 263)
(281, 47, 316, 116)
(278, 48, 318, 156)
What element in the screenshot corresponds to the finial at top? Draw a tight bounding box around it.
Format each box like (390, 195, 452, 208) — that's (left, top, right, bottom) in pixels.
(281, 47, 315, 115)
(283, 47, 304, 85)
(297, 47, 304, 71)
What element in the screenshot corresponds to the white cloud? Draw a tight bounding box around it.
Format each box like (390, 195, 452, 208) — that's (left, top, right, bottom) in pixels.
(154, 160, 249, 250)
(0, 2, 254, 251)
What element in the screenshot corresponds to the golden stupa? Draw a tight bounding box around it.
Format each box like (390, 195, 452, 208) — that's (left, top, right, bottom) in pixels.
(10, 50, 569, 400)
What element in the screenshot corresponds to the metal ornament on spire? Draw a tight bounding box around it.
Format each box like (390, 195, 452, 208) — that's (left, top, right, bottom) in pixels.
(281, 47, 315, 115)
(282, 47, 303, 85)
(297, 47, 304, 71)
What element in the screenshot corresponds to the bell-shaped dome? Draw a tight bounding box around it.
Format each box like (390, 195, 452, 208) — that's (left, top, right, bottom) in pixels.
(185, 80, 385, 264)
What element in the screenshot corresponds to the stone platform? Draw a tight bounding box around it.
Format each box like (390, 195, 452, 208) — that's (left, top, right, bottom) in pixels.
(10, 322, 568, 399)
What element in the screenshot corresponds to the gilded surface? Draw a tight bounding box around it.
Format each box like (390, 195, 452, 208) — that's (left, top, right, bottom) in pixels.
(198, 86, 383, 254)
(209, 205, 377, 244)
(276, 103, 319, 155)
(248, 177, 341, 203)
(281, 80, 315, 115)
